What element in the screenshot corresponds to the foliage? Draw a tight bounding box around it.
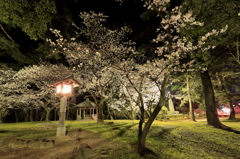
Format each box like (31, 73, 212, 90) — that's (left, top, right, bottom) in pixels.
(171, 72, 204, 108)
(213, 68, 240, 104)
(0, 35, 24, 69)
(180, 0, 240, 70)
(0, 0, 57, 40)
(180, 0, 240, 122)
(181, 0, 240, 45)
(156, 108, 169, 120)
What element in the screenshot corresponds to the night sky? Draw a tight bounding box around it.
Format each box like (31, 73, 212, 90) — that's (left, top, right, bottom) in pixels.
(1, 0, 162, 69)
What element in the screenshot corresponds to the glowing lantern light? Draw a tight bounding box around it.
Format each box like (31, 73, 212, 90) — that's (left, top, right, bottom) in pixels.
(55, 82, 73, 96)
(50, 75, 81, 97)
(62, 84, 72, 93)
(56, 84, 62, 94)
(52, 75, 81, 97)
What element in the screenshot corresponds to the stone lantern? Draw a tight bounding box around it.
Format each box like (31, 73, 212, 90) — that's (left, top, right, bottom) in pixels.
(51, 75, 81, 137)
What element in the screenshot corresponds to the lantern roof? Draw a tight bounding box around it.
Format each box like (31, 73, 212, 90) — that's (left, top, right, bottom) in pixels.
(50, 74, 81, 87)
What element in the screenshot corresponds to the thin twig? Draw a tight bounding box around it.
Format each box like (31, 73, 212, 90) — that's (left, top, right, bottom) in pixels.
(0, 24, 15, 43)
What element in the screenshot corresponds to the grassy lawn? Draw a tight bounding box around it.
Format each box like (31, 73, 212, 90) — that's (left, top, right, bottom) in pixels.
(0, 118, 240, 159)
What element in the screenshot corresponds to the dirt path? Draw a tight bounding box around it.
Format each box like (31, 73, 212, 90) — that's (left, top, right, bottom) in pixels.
(0, 129, 125, 159)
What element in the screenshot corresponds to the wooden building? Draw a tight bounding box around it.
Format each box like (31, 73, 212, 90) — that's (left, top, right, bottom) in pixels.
(74, 99, 98, 120)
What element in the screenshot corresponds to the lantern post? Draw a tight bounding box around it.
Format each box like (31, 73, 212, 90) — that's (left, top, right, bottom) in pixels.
(51, 75, 81, 137)
(57, 95, 68, 136)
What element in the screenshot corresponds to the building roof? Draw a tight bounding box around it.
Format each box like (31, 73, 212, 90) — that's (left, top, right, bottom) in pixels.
(74, 99, 96, 108)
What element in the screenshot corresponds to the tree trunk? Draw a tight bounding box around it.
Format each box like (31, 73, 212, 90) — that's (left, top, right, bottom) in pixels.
(40, 103, 58, 122)
(131, 108, 136, 120)
(97, 99, 104, 123)
(30, 108, 33, 122)
(200, 70, 228, 129)
(109, 109, 114, 120)
(35, 108, 39, 121)
(97, 105, 104, 123)
(145, 109, 151, 118)
(13, 109, 18, 123)
(138, 74, 169, 155)
(229, 100, 235, 119)
(40, 112, 45, 121)
(22, 108, 29, 122)
(90, 92, 104, 123)
(0, 110, 3, 123)
(113, 111, 116, 120)
(216, 72, 236, 120)
(0, 107, 7, 123)
(55, 108, 58, 121)
(45, 109, 51, 121)
(189, 100, 196, 121)
(110, 114, 114, 120)
(187, 77, 196, 121)
(107, 105, 114, 120)
(137, 94, 145, 155)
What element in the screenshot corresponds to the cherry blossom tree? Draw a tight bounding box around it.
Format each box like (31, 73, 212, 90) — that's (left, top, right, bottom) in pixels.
(114, 57, 171, 154)
(120, 71, 161, 119)
(48, 11, 136, 123)
(2, 63, 74, 121)
(0, 71, 35, 122)
(0, 68, 16, 122)
(121, 1, 200, 154)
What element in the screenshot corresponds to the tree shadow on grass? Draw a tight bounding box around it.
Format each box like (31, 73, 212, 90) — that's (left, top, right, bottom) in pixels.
(127, 126, 174, 159)
(219, 119, 240, 134)
(224, 126, 240, 134)
(129, 142, 159, 159)
(222, 118, 240, 122)
(0, 130, 9, 133)
(116, 124, 138, 136)
(149, 125, 176, 137)
(66, 122, 138, 139)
